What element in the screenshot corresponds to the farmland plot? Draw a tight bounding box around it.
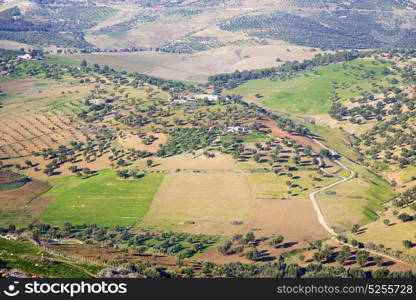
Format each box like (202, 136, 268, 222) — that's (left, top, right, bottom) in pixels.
(0, 113, 88, 159)
(140, 173, 254, 235)
(40, 170, 165, 227)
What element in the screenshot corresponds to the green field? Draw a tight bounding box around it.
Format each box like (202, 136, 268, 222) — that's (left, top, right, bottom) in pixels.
(231, 59, 394, 115)
(40, 170, 165, 227)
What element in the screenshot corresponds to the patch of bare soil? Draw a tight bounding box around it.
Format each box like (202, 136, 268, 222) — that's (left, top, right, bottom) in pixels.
(0, 79, 43, 93)
(117, 132, 166, 152)
(0, 181, 50, 210)
(0, 180, 50, 226)
(259, 118, 322, 152)
(28, 195, 54, 218)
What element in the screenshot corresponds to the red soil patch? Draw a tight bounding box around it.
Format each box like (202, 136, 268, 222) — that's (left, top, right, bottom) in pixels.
(0, 79, 43, 93)
(28, 195, 54, 218)
(259, 118, 322, 153)
(198, 192, 329, 264)
(0, 181, 50, 209)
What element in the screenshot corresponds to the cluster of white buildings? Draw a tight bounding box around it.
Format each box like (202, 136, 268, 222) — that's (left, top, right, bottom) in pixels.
(172, 94, 219, 104)
(17, 53, 43, 61)
(89, 98, 115, 105)
(17, 54, 33, 60)
(225, 127, 248, 134)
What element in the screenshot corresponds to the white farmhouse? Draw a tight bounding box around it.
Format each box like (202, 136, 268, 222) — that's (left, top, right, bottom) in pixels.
(17, 54, 32, 60)
(226, 127, 248, 134)
(196, 94, 219, 101)
(90, 98, 106, 105)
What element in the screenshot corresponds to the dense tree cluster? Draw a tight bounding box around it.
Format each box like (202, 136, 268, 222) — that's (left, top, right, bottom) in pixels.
(3, 223, 416, 278)
(356, 111, 416, 169)
(329, 91, 411, 124)
(156, 128, 219, 157)
(392, 186, 416, 209)
(0, 223, 220, 259)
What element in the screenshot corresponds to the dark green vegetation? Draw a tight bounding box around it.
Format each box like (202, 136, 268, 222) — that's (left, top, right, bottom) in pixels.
(324, 50, 416, 173)
(1, 0, 416, 53)
(392, 186, 416, 210)
(1, 228, 415, 278)
(1, 44, 416, 277)
(2, 223, 221, 259)
(156, 128, 219, 157)
(216, 49, 415, 233)
(357, 111, 416, 170)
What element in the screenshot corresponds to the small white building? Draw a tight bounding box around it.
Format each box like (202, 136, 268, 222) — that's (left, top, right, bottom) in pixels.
(172, 99, 189, 104)
(172, 94, 219, 103)
(226, 127, 248, 134)
(17, 54, 32, 60)
(90, 98, 106, 105)
(196, 94, 219, 101)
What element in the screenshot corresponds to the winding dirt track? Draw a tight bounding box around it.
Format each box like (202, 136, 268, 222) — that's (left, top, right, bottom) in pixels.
(309, 139, 415, 269)
(309, 139, 355, 235)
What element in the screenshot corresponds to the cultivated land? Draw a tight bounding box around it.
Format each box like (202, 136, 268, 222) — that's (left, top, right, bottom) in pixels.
(1, 0, 416, 279)
(0, 180, 50, 228)
(1, 45, 416, 277)
(4, 0, 415, 51)
(141, 172, 253, 235)
(66, 44, 324, 83)
(41, 170, 165, 227)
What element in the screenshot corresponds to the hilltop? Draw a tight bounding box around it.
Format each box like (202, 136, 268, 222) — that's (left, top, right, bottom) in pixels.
(1, 0, 416, 81)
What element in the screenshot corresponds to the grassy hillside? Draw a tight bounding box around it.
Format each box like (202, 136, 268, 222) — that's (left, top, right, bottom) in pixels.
(0, 238, 101, 277)
(231, 59, 395, 115)
(304, 122, 395, 229)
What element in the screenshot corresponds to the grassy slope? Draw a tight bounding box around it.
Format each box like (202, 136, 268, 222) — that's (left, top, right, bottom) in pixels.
(0, 239, 100, 278)
(350, 209, 416, 256)
(305, 122, 394, 230)
(40, 170, 165, 227)
(231, 59, 393, 115)
(304, 122, 360, 161)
